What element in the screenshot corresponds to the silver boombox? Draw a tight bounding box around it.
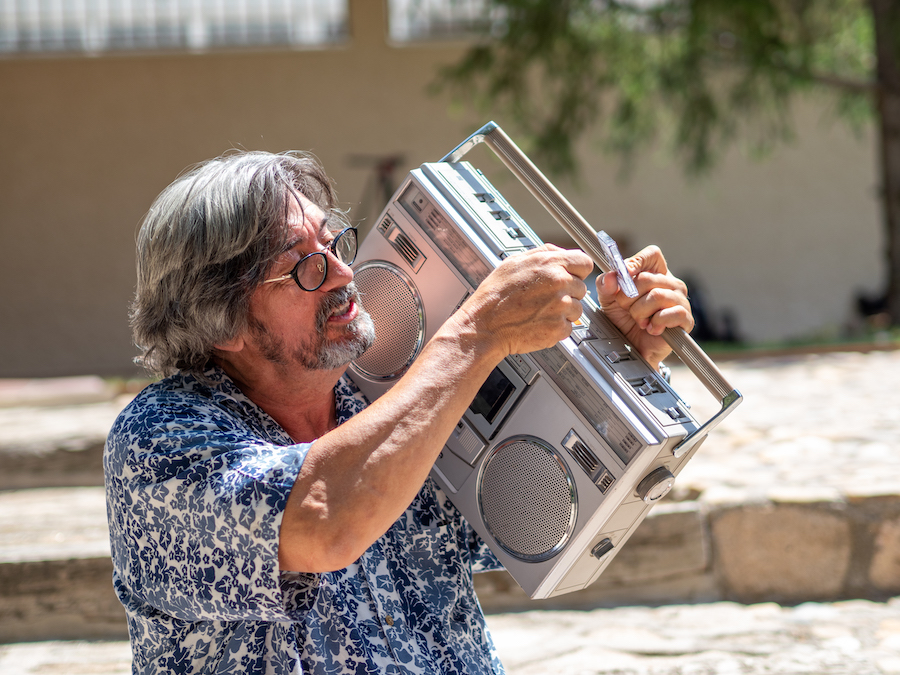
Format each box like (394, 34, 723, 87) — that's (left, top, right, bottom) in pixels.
(348, 122, 742, 599)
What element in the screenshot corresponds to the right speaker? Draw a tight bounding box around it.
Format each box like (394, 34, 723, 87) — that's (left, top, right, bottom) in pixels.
(478, 437, 577, 563)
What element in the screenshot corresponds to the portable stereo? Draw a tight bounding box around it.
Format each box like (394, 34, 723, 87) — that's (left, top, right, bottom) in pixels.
(347, 122, 742, 600)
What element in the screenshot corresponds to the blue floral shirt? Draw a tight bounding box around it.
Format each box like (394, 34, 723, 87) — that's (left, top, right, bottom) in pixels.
(104, 367, 505, 674)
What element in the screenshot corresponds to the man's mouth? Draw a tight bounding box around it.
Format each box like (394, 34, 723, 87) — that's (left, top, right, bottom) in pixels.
(328, 300, 355, 321)
(316, 282, 364, 330)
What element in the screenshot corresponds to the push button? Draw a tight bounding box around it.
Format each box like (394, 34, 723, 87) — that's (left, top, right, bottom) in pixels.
(590, 538, 615, 559)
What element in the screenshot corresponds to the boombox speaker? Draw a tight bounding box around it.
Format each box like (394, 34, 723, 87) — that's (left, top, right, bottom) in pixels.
(348, 122, 742, 599)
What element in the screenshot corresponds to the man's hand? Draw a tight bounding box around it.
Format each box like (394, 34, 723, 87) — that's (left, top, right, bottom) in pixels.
(456, 244, 594, 358)
(597, 245, 694, 369)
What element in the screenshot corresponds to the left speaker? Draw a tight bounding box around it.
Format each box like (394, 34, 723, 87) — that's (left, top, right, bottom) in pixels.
(351, 261, 425, 382)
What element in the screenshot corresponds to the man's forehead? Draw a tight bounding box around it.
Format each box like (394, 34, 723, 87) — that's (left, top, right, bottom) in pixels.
(279, 193, 329, 248)
(285, 192, 327, 228)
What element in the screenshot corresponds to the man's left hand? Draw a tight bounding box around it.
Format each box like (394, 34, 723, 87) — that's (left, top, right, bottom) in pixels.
(596, 245, 694, 370)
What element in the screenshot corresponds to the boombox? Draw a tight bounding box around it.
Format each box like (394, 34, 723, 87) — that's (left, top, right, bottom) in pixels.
(348, 122, 742, 599)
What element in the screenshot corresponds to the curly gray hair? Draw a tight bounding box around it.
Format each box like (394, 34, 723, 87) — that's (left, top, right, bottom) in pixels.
(130, 150, 347, 377)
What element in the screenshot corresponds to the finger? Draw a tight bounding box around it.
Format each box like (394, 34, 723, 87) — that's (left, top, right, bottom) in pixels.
(596, 271, 623, 307)
(558, 248, 594, 281)
(565, 294, 586, 323)
(631, 286, 694, 334)
(645, 304, 695, 336)
(633, 269, 688, 300)
(569, 275, 589, 302)
(626, 245, 669, 277)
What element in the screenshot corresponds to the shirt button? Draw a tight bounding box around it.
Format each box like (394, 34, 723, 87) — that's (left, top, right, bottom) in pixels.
(384, 615, 394, 627)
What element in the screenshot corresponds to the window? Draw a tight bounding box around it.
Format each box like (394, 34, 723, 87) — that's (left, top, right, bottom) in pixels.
(0, 0, 348, 55)
(388, 0, 501, 43)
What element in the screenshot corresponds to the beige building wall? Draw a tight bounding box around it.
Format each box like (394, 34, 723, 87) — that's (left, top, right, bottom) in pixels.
(0, 0, 885, 378)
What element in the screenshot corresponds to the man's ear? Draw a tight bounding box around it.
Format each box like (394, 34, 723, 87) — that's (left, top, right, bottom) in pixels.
(214, 334, 245, 353)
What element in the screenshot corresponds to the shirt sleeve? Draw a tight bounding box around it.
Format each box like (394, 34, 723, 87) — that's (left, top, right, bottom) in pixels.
(105, 387, 316, 623)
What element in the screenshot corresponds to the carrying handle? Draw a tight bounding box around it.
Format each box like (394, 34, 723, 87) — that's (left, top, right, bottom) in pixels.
(442, 122, 742, 456)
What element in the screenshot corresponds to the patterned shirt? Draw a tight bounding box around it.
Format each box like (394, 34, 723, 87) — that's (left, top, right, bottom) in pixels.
(104, 367, 505, 674)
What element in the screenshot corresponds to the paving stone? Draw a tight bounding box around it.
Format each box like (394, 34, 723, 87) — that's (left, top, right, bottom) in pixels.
(711, 502, 853, 603)
(670, 351, 900, 501)
(0, 640, 132, 675)
(872, 516, 900, 594)
(486, 597, 900, 675)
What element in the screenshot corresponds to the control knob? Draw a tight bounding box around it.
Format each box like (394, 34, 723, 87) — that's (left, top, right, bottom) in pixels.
(636, 467, 675, 503)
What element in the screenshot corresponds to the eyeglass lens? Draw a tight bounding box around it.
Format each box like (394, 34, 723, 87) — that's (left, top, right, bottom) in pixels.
(294, 228, 358, 291)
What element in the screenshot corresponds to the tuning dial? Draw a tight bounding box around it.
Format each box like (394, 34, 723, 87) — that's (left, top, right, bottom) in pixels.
(637, 467, 675, 503)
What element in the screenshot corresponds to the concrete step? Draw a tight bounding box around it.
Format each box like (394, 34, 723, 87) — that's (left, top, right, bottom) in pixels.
(0, 401, 126, 490)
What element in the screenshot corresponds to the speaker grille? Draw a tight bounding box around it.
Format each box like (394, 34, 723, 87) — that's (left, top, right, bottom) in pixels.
(478, 437, 576, 562)
(351, 262, 424, 381)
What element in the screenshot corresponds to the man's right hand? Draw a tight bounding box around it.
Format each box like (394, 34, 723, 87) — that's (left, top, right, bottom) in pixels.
(451, 244, 595, 359)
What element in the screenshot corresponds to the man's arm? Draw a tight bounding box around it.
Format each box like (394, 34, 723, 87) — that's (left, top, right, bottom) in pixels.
(278, 244, 693, 573)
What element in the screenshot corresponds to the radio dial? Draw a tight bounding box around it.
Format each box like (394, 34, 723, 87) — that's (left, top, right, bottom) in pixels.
(637, 467, 675, 503)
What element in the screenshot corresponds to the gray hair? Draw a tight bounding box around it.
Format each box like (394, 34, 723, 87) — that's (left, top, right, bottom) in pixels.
(130, 150, 347, 377)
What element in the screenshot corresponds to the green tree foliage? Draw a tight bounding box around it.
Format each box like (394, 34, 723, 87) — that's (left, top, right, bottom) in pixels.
(439, 0, 900, 325)
(438, 0, 876, 178)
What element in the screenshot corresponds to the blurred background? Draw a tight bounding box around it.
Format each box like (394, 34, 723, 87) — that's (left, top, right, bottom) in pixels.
(0, 0, 890, 378)
(3, 4, 900, 669)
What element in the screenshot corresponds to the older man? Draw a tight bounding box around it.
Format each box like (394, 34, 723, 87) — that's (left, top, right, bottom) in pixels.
(105, 150, 693, 674)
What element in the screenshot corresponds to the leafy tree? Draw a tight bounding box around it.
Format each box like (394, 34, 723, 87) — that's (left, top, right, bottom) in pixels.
(438, 0, 900, 323)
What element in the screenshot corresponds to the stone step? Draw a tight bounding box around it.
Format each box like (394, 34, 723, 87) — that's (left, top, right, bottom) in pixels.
(0, 376, 116, 409)
(4, 485, 900, 643)
(0, 487, 125, 643)
(0, 400, 126, 490)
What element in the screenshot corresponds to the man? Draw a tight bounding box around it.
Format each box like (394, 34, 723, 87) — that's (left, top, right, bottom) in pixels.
(105, 150, 693, 674)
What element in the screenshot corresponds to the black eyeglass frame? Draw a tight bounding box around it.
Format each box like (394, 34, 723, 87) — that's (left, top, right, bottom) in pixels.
(261, 226, 358, 292)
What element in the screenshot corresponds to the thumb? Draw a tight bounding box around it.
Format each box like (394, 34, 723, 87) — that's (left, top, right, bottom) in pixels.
(596, 271, 620, 307)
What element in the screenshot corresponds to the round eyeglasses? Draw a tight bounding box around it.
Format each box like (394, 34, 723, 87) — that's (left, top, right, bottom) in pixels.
(262, 227, 358, 292)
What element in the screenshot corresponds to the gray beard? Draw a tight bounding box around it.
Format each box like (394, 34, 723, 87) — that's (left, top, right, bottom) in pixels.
(250, 282, 376, 371)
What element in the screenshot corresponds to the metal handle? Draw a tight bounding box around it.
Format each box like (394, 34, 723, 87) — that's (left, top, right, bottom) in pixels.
(442, 122, 742, 456)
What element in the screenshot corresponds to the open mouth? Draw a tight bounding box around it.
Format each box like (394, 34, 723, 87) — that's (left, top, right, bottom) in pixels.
(328, 300, 355, 321)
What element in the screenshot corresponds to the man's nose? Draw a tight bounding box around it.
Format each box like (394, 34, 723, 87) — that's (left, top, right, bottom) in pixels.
(319, 249, 354, 291)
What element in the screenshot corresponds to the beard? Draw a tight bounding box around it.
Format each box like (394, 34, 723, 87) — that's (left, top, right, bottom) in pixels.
(250, 282, 376, 371)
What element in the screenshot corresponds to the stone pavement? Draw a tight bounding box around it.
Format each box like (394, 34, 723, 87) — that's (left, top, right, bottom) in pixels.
(2, 348, 900, 672)
(487, 597, 900, 674)
(2, 598, 900, 674)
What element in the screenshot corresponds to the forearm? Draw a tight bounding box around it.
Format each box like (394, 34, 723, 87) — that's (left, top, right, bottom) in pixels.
(278, 315, 505, 572)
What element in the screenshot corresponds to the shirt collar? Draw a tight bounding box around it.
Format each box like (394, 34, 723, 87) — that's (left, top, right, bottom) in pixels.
(183, 365, 369, 442)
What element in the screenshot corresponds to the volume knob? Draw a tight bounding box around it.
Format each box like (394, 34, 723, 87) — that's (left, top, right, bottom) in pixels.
(637, 467, 675, 503)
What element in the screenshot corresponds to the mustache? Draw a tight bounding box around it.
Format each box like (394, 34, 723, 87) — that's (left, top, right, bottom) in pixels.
(315, 282, 361, 330)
